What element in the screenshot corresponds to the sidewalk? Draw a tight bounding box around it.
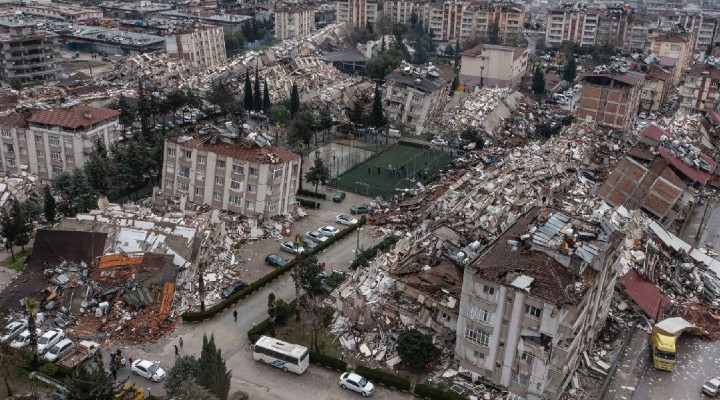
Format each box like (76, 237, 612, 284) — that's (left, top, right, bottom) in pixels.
(602, 326, 650, 399)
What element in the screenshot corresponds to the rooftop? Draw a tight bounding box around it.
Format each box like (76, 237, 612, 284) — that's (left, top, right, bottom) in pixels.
(168, 134, 300, 164)
(687, 62, 720, 80)
(385, 63, 454, 94)
(460, 43, 527, 59)
(582, 71, 645, 87)
(28, 105, 120, 129)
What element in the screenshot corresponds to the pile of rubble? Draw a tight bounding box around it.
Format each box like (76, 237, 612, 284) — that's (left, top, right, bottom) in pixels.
(0, 172, 41, 210)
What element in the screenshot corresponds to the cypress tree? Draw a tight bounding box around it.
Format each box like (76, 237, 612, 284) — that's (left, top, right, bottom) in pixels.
(263, 79, 271, 114)
(290, 82, 300, 118)
(243, 73, 253, 110)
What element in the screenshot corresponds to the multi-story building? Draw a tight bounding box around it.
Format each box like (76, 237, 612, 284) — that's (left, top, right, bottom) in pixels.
(459, 43, 528, 88)
(99, 0, 174, 20)
(657, 11, 718, 51)
(649, 31, 693, 86)
(336, 0, 377, 27)
(679, 61, 720, 113)
(274, 4, 316, 40)
(640, 65, 672, 112)
(0, 18, 60, 86)
(165, 26, 226, 68)
(383, 0, 425, 25)
(545, 3, 600, 48)
(15, 4, 103, 21)
(0, 106, 120, 181)
(455, 208, 623, 400)
(162, 131, 301, 217)
(577, 71, 645, 134)
(383, 63, 454, 135)
(417, 0, 524, 43)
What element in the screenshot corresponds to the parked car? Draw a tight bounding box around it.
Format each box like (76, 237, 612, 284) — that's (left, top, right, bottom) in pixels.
(1, 319, 28, 343)
(333, 191, 346, 203)
(301, 237, 318, 250)
(221, 281, 249, 299)
(45, 338, 74, 362)
(702, 377, 720, 396)
(430, 138, 448, 146)
(131, 359, 166, 382)
(305, 230, 329, 243)
(10, 328, 41, 349)
(350, 204, 370, 214)
(265, 254, 288, 268)
(318, 226, 340, 237)
(339, 372, 375, 397)
(37, 328, 64, 355)
(280, 241, 305, 255)
(336, 214, 358, 225)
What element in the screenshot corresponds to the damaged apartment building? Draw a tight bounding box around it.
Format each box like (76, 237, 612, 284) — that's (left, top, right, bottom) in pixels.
(455, 207, 624, 400)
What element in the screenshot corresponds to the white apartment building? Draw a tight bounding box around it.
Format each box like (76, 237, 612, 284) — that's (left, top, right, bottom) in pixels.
(165, 26, 226, 68)
(383, 0, 423, 25)
(274, 4, 316, 40)
(336, 0, 377, 27)
(455, 208, 623, 400)
(459, 43, 528, 88)
(545, 4, 599, 48)
(0, 106, 120, 181)
(162, 134, 301, 217)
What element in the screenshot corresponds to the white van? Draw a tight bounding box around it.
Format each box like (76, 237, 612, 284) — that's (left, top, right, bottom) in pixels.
(45, 338, 74, 362)
(385, 129, 401, 138)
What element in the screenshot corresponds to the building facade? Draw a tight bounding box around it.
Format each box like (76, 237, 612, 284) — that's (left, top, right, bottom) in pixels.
(162, 134, 300, 217)
(0, 106, 120, 180)
(545, 4, 599, 48)
(640, 66, 671, 112)
(417, 0, 524, 43)
(336, 0, 377, 27)
(459, 44, 528, 88)
(455, 208, 623, 400)
(679, 62, 720, 113)
(0, 19, 60, 86)
(577, 71, 645, 134)
(165, 26, 226, 68)
(383, 63, 454, 135)
(649, 32, 693, 86)
(16, 4, 103, 21)
(274, 4, 316, 40)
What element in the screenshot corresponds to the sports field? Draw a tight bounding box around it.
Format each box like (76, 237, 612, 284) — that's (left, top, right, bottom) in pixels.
(331, 145, 454, 197)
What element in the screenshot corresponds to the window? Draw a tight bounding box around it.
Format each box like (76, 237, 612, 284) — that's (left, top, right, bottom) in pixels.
(178, 166, 190, 178)
(228, 194, 242, 206)
(3, 144, 13, 153)
(5, 157, 15, 167)
(231, 179, 243, 191)
(249, 167, 258, 177)
(517, 351, 534, 365)
(198, 155, 206, 164)
(464, 326, 489, 347)
(35, 135, 43, 143)
(473, 350, 485, 360)
(17, 133, 25, 140)
(246, 201, 255, 211)
(216, 160, 225, 168)
(167, 148, 176, 157)
(469, 305, 494, 324)
(686, 76, 697, 84)
(215, 176, 224, 185)
(248, 185, 256, 193)
(49, 137, 60, 146)
(525, 305, 541, 319)
(511, 371, 529, 386)
(19, 147, 26, 155)
(232, 162, 245, 175)
(195, 187, 204, 196)
(670, 44, 680, 51)
(177, 181, 189, 192)
(65, 155, 74, 163)
(64, 142, 72, 149)
(50, 151, 61, 161)
(166, 164, 175, 174)
(52, 165, 62, 174)
(483, 285, 495, 296)
(181, 149, 192, 159)
(266, 199, 279, 212)
(2, 130, 10, 138)
(272, 168, 283, 179)
(37, 150, 45, 159)
(165, 179, 173, 188)
(213, 192, 221, 201)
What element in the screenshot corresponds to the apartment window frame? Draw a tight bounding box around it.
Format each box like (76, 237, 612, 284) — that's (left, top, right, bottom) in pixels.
(464, 325, 490, 347)
(177, 181, 189, 193)
(167, 147, 176, 157)
(213, 191, 222, 202)
(215, 176, 224, 185)
(228, 194, 242, 206)
(48, 137, 60, 147)
(52, 165, 62, 174)
(246, 200, 255, 211)
(266, 199, 279, 212)
(165, 179, 173, 189)
(272, 167, 284, 179)
(249, 167, 259, 177)
(525, 304, 542, 319)
(178, 165, 191, 178)
(50, 151, 61, 161)
(511, 371, 529, 386)
(517, 351, 534, 365)
(232, 162, 245, 175)
(35, 135, 43, 143)
(194, 187, 204, 196)
(37, 150, 45, 159)
(181, 149, 192, 159)
(5, 157, 15, 167)
(3, 143, 14, 153)
(216, 159, 225, 168)
(248, 184, 257, 193)
(1, 129, 10, 138)
(469, 305, 494, 325)
(230, 179, 243, 191)
(197, 155, 206, 165)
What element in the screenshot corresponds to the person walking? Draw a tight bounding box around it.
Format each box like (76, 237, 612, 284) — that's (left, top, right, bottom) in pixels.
(179, 337, 183, 348)
(128, 356, 133, 367)
(121, 357, 126, 369)
(233, 310, 238, 322)
(174, 344, 179, 357)
(110, 364, 117, 381)
(115, 356, 121, 371)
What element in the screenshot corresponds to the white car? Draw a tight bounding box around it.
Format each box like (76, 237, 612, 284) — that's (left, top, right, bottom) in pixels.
(44, 338, 74, 362)
(336, 215, 358, 226)
(339, 372, 375, 397)
(1, 320, 28, 343)
(318, 226, 340, 237)
(37, 328, 64, 354)
(131, 359, 166, 382)
(280, 241, 305, 255)
(10, 328, 41, 349)
(305, 231, 329, 244)
(703, 377, 720, 396)
(430, 138, 448, 146)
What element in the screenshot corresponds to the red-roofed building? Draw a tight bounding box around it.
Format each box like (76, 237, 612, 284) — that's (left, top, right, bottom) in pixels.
(650, 31, 693, 85)
(619, 268, 671, 320)
(0, 105, 119, 180)
(459, 44, 528, 89)
(163, 133, 300, 217)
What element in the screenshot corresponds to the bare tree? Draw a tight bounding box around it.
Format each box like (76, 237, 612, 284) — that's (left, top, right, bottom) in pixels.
(292, 234, 303, 321)
(301, 297, 334, 352)
(267, 293, 277, 337)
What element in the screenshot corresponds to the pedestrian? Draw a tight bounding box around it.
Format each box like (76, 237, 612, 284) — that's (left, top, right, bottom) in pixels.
(110, 353, 116, 365)
(129, 356, 133, 367)
(121, 357, 126, 369)
(233, 309, 238, 322)
(110, 364, 117, 381)
(115, 357, 121, 371)
(179, 337, 183, 348)
(174, 344, 179, 357)
(116, 348, 122, 358)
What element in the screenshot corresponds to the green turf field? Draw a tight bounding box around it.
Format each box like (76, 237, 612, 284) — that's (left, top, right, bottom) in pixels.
(331, 145, 454, 197)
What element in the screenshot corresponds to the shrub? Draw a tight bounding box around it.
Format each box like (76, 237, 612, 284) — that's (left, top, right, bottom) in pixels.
(354, 365, 411, 391)
(247, 319, 271, 343)
(297, 189, 327, 199)
(351, 236, 398, 269)
(297, 198, 320, 209)
(39, 362, 59, 377)
(309, 351, 347, 371)
(323, 271, 347, 289)
(414, 384, 467, 400)
(397, 329, 441, 370)
(275, 299, 292, 323)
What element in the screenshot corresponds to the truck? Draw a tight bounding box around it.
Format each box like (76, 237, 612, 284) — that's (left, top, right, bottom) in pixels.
(650, 317, 704, 372)
(58, 340, 100, 369)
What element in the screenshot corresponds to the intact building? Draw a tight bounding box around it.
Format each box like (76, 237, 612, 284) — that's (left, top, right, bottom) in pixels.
(162, 131, 301, 217)
(678, 61, 720, 113)
(274, 4, 316, 40)
(337, 0, 377, 27)
(0, 18, 60, 86)
(165, 26, 227, 68)
(459, 44, 528, 89)
(383, 63, 455, 135)
(577, 71, 645, 134)
(545, 4, 600, 48)
(648, 32, 693, 86)
(418, 0, 525, 43)
(0, 106, 120, 180)
(16, 4, 103, 21)
(455, 208, 623, 400)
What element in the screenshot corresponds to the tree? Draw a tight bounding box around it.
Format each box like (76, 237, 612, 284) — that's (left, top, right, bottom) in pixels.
(1, 203, 18, 260)
(176, 379, 218, 400)
(298, 256, 324, 293)
(305, 158, 331, 193)
(275, 299, 292, 323)
(263, 79, 271, 114)
(117, 96, 135, 130)
(532, 66, 546, 99)
(198, 262, 207, 312)
(224, 31, 245, 57)
(451, 74, 460, 93)
(301, 298, 335, 352)
(460, 126, 485, 149)
(347, 99, 367, 126)
(43, 186, 56, 223)
(9, 78, 22, 91)
(267, 293, 277, 337)
(208, 80, 239, 117)
(25, 297, 39, 369)
(64, 359, 134, 400)
(396, 329, 441, 370)
(444, 43, 455, 56)
(290, 83, 300, 118)
(253, 71, 262, 112)
(269, 105, 289, 124)
(563, 56, 577, 83)
(197, 334, 231, 400)
(244, 73, 253, 111)
(291, 234, 303, 321)
(365, 49, 404, 80)
(290, 109, 316, 145)
(165, 355, 201, 399)
(84, 138, 111, 196)
(318, 108, 333, 142)
(488, 21, 500, 45)
(368, 85, 385, 128)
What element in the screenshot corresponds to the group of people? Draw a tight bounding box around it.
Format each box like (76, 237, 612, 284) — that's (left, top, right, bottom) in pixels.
(109, 349, 130, 381)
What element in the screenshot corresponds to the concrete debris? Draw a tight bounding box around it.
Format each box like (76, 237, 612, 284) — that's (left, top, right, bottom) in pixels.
(0, 172, 41, 210)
